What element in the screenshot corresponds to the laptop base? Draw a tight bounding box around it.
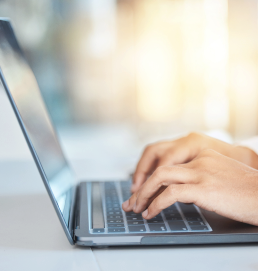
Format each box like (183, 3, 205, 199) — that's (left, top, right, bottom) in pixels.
(74, 181, 258, 247)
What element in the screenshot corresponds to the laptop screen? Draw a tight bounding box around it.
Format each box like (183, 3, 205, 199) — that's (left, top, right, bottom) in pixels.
(0, 19, 75, 232)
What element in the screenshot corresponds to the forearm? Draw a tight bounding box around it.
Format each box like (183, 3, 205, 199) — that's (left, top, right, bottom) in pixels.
(197, 134, 258, 170)
(234, 137, 258, 170)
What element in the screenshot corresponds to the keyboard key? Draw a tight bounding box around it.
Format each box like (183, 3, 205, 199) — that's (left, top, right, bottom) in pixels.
(149, 214, 162, 219)
(164, 205, 178, 211)
(106, 198, 116, 201)
(128, 225, 146, 232)
(148, 224, 167, 232)
(126, 216, 143, 221)
(107, 215, 123, 219)
(108, 211, 122, 215)
(164, 213, 182, 219)
(114, 211, 122, 215)
(126, 212, 142, 217)
(147, 219, 164, 223)
(108, 228, 125, 233)
(163, 209, 179, 215)
(168, 221, 188, 231)
(107, 211, 115, 215)
(188, 221, 205, 226)
(165, 217, 183, 221)
(127, 221, 144, 225)
(179, 203, 200, 218)
(107, 219, 123, 223)
(190, 225, 209, 231)
(107, 201, 119, 205)
(125, 213, 142, 218)
(185, 216, 203, 222)
(108, 207, 121, 211)
(93, 228, 105, 233)
(107, 223, 125, 228)
(184, 212, 200, 218)
(147, 215, 163, 220)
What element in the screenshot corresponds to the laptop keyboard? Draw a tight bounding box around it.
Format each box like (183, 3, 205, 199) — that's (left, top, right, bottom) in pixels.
(92, 181, 211, 234)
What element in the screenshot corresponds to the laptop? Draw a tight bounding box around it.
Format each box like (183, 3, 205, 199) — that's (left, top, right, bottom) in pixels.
(1, 18, 258, 247)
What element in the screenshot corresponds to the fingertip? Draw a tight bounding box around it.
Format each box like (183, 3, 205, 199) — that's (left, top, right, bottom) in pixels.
(142, 209, 149, 219)
(122, 200, 129, 211)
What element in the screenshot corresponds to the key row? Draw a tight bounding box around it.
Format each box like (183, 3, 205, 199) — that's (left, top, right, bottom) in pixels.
(102, 182, 210, 233)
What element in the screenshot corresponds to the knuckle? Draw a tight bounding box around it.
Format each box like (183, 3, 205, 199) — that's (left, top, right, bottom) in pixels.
(159, 154, 173, 165)
(154, 166, 164, 176)
(199, 149, 216, 157)
(195, 150, 217, 165)
(167, 184, 187, 201)
(163, 152, 173, 160)
(187, 132, 201, 140)
(154, 166, 169, 177)
(144, 143, 156, 153)
(194, 156, 211, 169)
(168, 183, 186, 195)
(167, 184, 177, 194)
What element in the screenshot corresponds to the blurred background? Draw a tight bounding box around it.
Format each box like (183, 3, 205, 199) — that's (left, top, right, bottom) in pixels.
(0, 0, 257, 178)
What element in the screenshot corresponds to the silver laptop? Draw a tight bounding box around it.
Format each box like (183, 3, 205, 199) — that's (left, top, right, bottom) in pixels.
(1, 18, 258, 247)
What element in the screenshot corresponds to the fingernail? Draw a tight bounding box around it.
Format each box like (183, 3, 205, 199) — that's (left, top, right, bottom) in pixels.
(133, 203, 137, 212)
(122, 200, 129, 209)
(142, 209, 148, 218)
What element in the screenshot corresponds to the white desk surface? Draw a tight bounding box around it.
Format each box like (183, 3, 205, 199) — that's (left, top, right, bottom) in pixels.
(1, 160, 258, 271)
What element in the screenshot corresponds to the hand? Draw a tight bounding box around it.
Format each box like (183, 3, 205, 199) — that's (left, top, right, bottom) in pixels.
(131, 132, 258, 193)
(123, 149, 258, 226)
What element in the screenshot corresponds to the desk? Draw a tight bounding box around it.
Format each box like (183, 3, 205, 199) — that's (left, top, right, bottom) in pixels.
(0, 161, 99, 271)
(1, 160, 258, 271)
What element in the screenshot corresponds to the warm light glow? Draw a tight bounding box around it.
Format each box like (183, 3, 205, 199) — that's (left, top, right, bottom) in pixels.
(136, 37, 179, 122)
(203, 0, 229, 129)
(6, 0, 258, 140)
(135, 0, 229, 128)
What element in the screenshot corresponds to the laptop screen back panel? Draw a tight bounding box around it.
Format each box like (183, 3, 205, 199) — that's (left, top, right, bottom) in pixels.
(0, 19, 76, 244)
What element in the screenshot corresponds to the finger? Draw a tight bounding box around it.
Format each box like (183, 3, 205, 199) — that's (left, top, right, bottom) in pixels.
(131, 172, 151, 193)
(142, 184, 197, 219)
(132, 145, 161, 192)
(156, 146, 196, 168)
(133, 165, 198, 213)
(156, 153, 174, 167)
(124, 185, 166, 212)
(122, 191, 138, 212)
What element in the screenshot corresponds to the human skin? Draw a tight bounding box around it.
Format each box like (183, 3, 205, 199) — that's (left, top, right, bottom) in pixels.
(122, 133, 258, 226)
(130, 132, 258, 193)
